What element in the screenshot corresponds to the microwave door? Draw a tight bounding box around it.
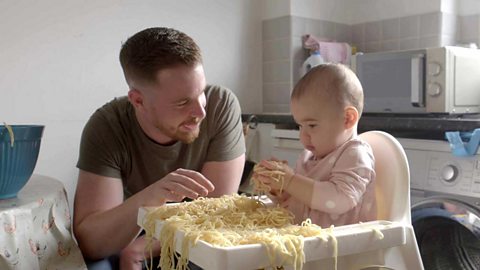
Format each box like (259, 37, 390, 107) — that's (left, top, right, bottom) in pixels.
(356, 50, 426, 113)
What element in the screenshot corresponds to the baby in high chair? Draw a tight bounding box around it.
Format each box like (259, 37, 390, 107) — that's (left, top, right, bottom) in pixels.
(253, 63, 377, 227)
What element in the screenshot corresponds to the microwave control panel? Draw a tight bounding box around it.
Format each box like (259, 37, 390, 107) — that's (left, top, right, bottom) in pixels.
(426, 46, 480, 113)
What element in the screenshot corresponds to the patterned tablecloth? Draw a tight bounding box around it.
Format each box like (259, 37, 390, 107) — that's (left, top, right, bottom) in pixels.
(0, 174, 86, 269)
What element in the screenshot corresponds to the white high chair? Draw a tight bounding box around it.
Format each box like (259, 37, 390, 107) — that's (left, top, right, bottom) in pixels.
(300, 130, 425, 270)
(137, 131, 425, 270)
(357, 130, 424, 269)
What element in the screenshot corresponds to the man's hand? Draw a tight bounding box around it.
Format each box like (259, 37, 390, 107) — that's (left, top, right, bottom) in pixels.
(119, 235, 161, 270)
(73, 169, 215, 260)
(142, 168, 215, 206)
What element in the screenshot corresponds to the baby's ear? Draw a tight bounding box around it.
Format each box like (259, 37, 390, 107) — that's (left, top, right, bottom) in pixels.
(344, 106, 359, 129)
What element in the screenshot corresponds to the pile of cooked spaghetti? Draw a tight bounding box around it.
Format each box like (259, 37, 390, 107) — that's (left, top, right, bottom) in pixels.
(143, 194, 331, 270)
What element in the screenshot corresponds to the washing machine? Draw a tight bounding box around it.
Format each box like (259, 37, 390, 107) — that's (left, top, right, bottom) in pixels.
(399, 138, 480, 270)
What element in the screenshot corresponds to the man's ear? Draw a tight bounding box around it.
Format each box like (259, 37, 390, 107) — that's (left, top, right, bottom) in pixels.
(344, 106, 359, 129)
(128, 89, 144, 110)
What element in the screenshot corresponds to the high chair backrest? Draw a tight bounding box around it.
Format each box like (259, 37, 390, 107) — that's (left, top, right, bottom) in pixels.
(359, 131, 412, 224)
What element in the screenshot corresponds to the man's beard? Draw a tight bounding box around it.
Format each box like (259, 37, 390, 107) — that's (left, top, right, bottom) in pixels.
(177, 126, 200, 144)
(156, 117, 202, 144)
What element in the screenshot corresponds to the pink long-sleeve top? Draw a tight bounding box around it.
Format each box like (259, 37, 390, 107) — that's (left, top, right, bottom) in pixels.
(277, 137, 377, 227)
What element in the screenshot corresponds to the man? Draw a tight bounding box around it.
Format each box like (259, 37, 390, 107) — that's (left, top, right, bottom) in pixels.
(73, 27, 245, 269)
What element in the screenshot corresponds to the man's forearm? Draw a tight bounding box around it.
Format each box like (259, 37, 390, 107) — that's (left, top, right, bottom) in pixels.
(74, 195, 146, 260)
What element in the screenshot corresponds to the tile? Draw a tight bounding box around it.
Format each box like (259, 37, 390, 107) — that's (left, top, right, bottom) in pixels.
(292, 60, 305, 84)
(456, 17, 463, 41)
(263, 38, 291, 62)
(419, 35, 442, 48)
(306, 20, 335, 40)
(322, 20, 336, 40)
(351, 23, 365, 45)
(263, 104, 291, 114)
(365, 42, 381, 52)
(305, 18, 321, 38)
(263, 16, 291, 41)
(459, 15, 479, 40)
(400, 15, 420, 39)
(382, 18, 400, 41)
(382, 40, 400, 51)
(365, 21, 382, 42)
(262, 60, 291, 83)
(291, 16, 307, 37)
(456, 36, 480, 46)
(334, 22, 352, 43)
(420, 12, 442, 36)
(354, 43, 366, 54)
(263, 82, 292, 104)
(399, 38, 420, 50)
(291, 37, 307, 64)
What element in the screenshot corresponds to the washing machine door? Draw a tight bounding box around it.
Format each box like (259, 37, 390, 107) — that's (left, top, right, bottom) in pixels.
(412, 196, 480, 270)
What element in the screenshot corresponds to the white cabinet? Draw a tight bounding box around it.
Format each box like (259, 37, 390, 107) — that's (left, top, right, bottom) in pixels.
(270, 128, 303, 167)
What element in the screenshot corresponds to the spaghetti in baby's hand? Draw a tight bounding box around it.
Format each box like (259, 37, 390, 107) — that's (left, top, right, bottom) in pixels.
(251, 160, 293, 194)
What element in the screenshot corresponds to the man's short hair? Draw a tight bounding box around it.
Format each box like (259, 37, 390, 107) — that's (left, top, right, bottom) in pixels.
(119, 27, 202, 87)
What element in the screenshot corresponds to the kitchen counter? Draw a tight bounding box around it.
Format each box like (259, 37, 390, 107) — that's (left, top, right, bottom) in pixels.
(242, 113, 480, 140)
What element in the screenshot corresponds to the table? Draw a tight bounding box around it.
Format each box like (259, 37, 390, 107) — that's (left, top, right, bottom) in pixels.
(0, 174, 87, 269)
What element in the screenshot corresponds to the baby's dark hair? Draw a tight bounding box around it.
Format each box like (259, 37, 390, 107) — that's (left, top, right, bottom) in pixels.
(119, 27, 202, 86)
(291, 63, 364, 115)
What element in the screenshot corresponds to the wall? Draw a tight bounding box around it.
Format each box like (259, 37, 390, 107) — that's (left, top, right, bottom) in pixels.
(459, 0, 480, 15)
(458, 0, 480, 45)
(0, 0, 263, 209)
(348, 0, 443, 24)
(262, 0, 480, 113)
(262, 0, 351, 113)
(2, 0, 479, 212)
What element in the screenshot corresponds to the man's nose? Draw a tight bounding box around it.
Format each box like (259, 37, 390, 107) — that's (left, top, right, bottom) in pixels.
(191, 100, 206, 119)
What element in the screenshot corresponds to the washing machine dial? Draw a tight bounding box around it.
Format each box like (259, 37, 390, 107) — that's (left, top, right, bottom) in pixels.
(441, 164, 458, 183)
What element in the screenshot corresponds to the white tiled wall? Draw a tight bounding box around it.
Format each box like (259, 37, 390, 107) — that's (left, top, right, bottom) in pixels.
(349, 12, 460, 53)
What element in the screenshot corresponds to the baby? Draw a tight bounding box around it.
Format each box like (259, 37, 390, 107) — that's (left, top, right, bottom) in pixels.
(253, 63, 377, 227)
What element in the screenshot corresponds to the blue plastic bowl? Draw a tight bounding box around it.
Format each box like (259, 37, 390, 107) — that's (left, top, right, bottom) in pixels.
(0, 125, 44, 199)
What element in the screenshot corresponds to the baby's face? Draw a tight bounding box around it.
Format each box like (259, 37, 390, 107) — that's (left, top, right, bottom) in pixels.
(291, 93, 349, 159)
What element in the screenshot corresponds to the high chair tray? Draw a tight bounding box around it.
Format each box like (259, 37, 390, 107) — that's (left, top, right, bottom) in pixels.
(137, 207, 407, 270)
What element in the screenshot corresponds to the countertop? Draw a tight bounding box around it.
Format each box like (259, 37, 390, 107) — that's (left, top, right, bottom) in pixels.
(242, 113, 480, 140)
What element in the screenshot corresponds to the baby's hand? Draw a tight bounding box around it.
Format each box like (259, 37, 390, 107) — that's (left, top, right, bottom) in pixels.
(251, 160, 294, 194)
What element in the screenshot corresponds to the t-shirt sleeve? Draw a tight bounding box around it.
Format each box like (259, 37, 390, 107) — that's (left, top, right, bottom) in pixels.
(76, 112, 123, 179)
(205, 86, 246, 162)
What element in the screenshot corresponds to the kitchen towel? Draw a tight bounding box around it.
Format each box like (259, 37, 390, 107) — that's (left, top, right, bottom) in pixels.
(302, 34, 352, 65)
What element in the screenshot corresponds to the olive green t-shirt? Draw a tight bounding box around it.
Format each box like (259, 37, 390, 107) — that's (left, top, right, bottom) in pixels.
(76, 85, 245, 197)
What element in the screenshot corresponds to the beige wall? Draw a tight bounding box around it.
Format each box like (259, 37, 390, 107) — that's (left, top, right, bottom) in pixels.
(0, 0, 264, 210)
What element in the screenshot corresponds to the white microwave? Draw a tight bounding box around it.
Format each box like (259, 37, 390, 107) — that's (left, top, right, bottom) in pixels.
(352, 46, 480, 114)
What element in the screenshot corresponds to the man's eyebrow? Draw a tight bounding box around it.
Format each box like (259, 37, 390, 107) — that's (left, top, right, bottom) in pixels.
(172, 89, 205, 104)
(172, 97, 190, 104)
